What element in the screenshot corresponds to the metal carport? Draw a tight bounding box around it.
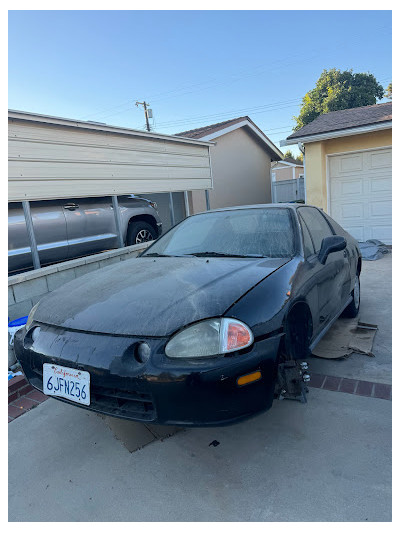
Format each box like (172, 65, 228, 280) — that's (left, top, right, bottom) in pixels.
(8, 110, 214, 269)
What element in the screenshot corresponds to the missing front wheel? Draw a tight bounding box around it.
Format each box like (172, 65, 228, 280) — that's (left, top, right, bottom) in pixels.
(275, 360, 310, 403)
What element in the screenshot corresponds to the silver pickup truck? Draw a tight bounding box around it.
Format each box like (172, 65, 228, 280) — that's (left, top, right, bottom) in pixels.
(8, 195, 162, 274)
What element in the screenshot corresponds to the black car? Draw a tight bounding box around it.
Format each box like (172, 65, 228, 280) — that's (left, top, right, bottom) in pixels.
(15, 204, 361, 427)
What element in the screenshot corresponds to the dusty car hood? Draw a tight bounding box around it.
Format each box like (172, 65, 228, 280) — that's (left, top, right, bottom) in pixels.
(33, 256, 289, 336)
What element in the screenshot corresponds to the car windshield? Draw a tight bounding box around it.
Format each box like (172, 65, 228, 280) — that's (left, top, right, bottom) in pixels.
(142, 208, 296, 258)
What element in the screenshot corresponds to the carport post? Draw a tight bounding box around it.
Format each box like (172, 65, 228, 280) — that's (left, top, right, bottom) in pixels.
(205, 190, 210, 211)
(169, 192, 176, 226)
(111, 195, 124, 248)
(22, 200, 41, 270)
(184, 191, 190, 217)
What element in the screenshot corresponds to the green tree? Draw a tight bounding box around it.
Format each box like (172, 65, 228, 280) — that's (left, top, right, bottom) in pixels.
(385, 82, 392, 100)
(294, 69, 384, 131)
(283, 149, 295, 159)
(283, 149, 303, 164)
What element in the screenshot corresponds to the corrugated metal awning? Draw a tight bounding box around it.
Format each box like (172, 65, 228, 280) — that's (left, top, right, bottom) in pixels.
(8, 110, 214, 202)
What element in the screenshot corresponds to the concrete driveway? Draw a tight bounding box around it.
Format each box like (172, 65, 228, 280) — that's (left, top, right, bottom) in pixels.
(8, 255, 392, 522)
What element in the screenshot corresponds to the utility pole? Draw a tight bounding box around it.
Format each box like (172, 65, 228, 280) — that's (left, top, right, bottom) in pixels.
(135, 101, 151, 132)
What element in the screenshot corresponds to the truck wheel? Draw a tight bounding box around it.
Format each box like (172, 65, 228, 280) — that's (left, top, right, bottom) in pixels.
(127, 221, 157, 245)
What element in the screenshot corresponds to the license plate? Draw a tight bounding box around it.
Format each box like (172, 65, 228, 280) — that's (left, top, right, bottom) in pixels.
(43, 363, 90, 406)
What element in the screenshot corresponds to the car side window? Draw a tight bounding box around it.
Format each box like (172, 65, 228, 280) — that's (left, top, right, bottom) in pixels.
(298, 207, 333, 253)
(298, 214, 315, 257)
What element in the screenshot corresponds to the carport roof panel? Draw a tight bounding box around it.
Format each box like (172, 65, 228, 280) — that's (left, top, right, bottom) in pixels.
(8, 110, 214, 202)
(8, 109, 215, 146)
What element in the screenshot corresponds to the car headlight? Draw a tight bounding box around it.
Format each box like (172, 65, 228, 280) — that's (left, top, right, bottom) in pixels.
(165, 318, 254, 359)
(26, 302, 39, 330)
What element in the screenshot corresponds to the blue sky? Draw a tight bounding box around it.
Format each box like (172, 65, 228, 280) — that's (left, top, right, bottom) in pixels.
(8, 10, 392, 154)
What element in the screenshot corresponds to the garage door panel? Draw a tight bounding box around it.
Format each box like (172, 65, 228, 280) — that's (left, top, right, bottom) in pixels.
(329, 147, 391, 244)
(340, 154, 363, 173)
(370, 225, 392, 243)
(370, 176, 392, 194)
(329, 154, 363, 177)
(331, 201, 363, 221)
(342, 225, 365, 242)
(369, 150, 392, 170)
(331, 178, 362, 196)
(369, 200, 392, 218)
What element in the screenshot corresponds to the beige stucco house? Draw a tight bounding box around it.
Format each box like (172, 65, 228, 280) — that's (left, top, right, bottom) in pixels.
(271, 157, 304, 182)
(283, 102, 392, 243)
(177, 116, 283, 213)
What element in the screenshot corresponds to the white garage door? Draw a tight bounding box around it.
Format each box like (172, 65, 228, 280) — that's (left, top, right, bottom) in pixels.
(329, 147, 392, 244)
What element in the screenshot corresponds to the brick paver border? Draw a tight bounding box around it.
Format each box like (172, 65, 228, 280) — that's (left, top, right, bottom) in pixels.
(309, 373, 392, 401)
(8, 374, 48, 422)
(8, 370, 391, 424)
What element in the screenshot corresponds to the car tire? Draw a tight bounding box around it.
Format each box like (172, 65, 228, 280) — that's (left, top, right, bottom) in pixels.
(126, 221, 157, 246)
(342, 274, 360, 318)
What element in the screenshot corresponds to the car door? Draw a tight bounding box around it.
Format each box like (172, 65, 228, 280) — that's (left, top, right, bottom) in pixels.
(294, 212, 323, 338)
(62, 197, 119, 260)
(298, 207, 347, 329)
(8, 201, 69, 273)
(321, 211, 353, 303)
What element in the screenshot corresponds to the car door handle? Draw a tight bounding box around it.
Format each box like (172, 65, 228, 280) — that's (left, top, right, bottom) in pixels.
(63, 203, 79, 211)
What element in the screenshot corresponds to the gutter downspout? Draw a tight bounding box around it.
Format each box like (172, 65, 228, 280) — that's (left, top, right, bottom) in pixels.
(298, 142, 306, 203)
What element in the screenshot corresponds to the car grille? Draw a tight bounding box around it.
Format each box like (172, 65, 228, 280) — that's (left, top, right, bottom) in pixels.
(31, 364, 156, 422)
(90, 387, 156, 421)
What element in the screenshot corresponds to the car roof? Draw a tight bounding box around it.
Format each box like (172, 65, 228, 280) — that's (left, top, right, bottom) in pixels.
(195, 203, 317, 215)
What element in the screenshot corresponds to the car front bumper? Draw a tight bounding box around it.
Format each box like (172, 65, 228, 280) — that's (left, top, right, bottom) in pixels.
(14, 324, 282, 427)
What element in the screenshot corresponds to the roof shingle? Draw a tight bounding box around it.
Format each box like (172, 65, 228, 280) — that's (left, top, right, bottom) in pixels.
(287, 102, 392, 140)
(282, 156, 303, 166)
(176, 116, 248, 139)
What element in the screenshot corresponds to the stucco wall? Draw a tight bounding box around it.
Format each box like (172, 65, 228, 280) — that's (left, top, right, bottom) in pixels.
(272, 165, 304, 182)
(190, 127, 273, 213)
(273, 166, 292, 181)
(305, 129, 392, 210)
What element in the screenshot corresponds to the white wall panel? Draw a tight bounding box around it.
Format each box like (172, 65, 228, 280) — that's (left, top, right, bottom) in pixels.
(8, 115, 213, 201)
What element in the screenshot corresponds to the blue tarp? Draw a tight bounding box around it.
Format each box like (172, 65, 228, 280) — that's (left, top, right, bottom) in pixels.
(358, 240, 391, 261)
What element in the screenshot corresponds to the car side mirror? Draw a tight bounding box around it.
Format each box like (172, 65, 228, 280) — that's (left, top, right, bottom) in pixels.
(318, 235, 347, 264)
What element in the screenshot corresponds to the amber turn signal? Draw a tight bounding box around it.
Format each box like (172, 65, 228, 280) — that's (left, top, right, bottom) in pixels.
(237, 370, 262, 386)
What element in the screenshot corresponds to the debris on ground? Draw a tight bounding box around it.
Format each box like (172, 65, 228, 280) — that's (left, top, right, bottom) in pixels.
(209, 440, 220, 447)
(358, 240, 391, 261)
(313, 318, 378, 359)
(8, 316, 28, 346)
(8, 370, 23, 381)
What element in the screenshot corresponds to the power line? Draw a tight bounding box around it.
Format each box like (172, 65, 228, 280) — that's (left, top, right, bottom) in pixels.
(155, 105, 301, 132)
(84, 70, 391, 125)
(82, 69, 391, 124)
(147, 73, 392, 132)
(155, 99, 302, 129)
(82, 24, 391, 121)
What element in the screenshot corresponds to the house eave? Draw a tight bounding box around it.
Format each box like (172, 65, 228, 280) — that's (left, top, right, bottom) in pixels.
(271, 160, 303, 168)
(198, 120, 284, 160)
(281, 121, 392, 146)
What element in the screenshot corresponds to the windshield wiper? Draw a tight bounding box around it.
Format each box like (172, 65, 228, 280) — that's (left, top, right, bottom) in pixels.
(143, 252, 194, 257)
(190, 252, 266, 258)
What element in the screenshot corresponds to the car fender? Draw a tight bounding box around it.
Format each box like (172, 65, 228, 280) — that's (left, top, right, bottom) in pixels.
(224, 258, 301, 341)
(119, 206, 161, 241)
